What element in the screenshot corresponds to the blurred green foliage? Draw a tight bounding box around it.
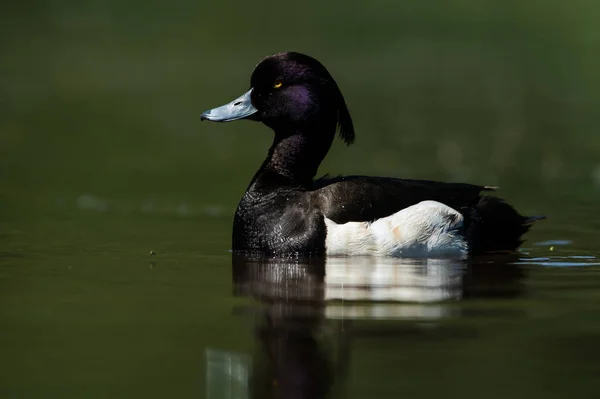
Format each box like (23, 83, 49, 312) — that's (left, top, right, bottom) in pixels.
(1, 0, 599, 214)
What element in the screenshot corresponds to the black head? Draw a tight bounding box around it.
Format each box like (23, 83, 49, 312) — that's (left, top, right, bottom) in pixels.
(201, 52, 355, 145)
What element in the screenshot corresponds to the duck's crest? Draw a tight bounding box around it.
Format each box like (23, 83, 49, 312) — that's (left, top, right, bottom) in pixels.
(335, 88, 355, 145)
(276, 52, 355, 145)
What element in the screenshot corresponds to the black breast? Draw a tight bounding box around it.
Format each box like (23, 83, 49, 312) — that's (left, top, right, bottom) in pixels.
(232, 189, 327, 255)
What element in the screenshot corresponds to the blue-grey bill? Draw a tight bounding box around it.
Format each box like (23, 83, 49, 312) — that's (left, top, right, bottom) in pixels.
(200, 89, 257, 122)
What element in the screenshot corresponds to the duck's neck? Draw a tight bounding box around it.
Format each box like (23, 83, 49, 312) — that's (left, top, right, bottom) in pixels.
(249, 122, 336, 190)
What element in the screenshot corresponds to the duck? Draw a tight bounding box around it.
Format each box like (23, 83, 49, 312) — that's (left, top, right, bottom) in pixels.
(201, 52, 544, 257)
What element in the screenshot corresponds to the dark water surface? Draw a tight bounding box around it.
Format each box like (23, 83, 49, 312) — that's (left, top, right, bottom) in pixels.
(2, 1, 600, 398)
(3, 214, 600, 398)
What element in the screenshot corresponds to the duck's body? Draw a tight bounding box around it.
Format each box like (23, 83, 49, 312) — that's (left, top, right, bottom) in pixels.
(201, 52, 542, 257)
(233, 173, 533, 257)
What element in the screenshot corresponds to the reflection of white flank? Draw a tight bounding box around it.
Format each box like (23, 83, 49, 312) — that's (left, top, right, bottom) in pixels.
(324, 258, 463, 320)
(233, 256, 466, 321)
(325, 200, 469, 257)
(325, 303, 457, 320)
(325, 258, 463, 303)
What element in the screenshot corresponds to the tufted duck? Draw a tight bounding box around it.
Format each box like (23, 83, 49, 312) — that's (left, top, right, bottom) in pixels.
(201, 52, 543, 257)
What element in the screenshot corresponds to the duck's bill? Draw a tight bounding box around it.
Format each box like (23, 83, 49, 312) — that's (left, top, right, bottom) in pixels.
(200, 89, 257, 122)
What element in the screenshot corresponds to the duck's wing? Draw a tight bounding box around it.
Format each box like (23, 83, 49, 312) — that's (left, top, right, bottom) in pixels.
(312, 175, 544, 254)
(311, 175, 492, 224)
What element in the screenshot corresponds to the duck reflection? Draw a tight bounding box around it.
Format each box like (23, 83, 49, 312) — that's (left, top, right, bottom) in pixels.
(226, 254, 524, 399)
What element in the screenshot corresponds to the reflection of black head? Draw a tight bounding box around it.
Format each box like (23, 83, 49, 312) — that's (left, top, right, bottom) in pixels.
(253, 315, 334, 399)
(232, 254, 335, 399)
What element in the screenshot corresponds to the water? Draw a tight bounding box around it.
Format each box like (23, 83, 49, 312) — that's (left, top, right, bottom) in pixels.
(2, 1, 600, 398)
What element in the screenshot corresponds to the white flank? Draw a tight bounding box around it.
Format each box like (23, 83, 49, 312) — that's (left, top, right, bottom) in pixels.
(324, 257, 463, 304)
(325, 200, 469, 257)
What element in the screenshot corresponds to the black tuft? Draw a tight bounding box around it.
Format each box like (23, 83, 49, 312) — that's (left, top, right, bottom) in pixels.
(335, 91, 355, 145)
(318, 57, 355, 145)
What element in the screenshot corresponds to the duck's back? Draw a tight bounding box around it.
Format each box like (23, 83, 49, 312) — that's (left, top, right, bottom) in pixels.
(312, 175, 486, 223)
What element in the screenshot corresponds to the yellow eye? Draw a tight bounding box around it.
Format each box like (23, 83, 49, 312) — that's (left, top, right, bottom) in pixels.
(273, 81, 283, 89)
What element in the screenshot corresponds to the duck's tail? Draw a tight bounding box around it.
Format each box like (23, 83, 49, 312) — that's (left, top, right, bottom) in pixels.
(464, 196, 545, 255)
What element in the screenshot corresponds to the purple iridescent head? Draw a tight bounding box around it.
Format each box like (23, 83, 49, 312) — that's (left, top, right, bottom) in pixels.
(201, 52, 355, 145)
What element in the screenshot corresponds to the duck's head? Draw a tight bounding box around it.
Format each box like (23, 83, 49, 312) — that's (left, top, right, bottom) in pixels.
(201, 52, 355, 145)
